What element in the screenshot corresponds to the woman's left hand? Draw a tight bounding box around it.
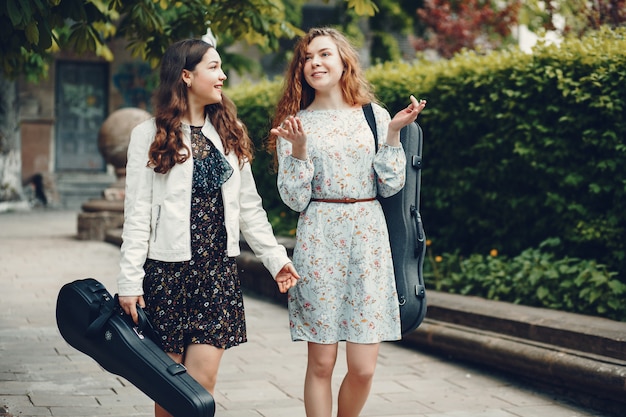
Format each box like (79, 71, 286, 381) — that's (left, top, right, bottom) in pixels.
(389, 95, 427, 133)
(275, 262, 300, 293)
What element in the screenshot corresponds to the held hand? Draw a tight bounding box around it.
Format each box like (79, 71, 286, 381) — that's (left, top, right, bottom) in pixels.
(118, 295, 146, 325)
(275, 262, 300, 293)
(389, 95, 427, 133)
(270, 116, 307, 160)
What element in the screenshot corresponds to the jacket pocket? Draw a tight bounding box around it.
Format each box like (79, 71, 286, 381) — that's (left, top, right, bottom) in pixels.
(152, 204, 161, 242)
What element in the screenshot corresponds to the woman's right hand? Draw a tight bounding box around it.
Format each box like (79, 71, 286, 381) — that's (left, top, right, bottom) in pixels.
(118, 295, 146, 325)
(270, 115, 308, 160)
(275, 262, 300, 293)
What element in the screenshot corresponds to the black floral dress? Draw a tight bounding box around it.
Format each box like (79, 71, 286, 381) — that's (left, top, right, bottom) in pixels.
(142, 126, 246, 354)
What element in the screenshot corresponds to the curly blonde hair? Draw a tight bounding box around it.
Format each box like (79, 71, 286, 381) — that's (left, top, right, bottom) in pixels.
(266, 27, 375, 169)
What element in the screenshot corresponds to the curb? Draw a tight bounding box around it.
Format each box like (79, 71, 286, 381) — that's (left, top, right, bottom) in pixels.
(403, 320, 626, 415)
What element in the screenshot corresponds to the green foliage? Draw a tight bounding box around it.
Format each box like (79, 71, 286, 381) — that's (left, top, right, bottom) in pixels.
(1, 0, 383, 81)
(367, 0, 416, 62)
(370, 32, 402, 64)
(0, 0, 112, 80)
(90, 0, 304, 71)
(345, 0, 378, 16)
(227, 80, 298, 237)
(425, 238, 626, 321)
(520, 0, 626, 37)
(366, 26, 626, 280)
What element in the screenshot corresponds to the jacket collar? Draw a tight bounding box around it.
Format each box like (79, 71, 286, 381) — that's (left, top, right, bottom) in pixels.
(181, 116, 225, 155)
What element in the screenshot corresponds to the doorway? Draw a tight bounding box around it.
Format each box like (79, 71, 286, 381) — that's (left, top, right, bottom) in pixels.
(55, 61, 108, 171)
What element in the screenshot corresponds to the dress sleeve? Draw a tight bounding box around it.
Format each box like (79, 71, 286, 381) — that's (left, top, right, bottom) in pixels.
(374, 145, 406, 198)
(372, 104, 406, 198)
(276, 137, 315, 212)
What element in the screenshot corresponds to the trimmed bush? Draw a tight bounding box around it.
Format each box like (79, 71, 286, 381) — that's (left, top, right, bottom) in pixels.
(426, 238, 626, 321)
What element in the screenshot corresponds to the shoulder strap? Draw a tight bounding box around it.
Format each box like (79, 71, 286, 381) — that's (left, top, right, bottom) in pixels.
(362, 103, 378, 150)
(85, 295, 115, 337)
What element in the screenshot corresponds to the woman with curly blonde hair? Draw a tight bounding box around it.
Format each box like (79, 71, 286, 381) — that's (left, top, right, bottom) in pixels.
(267, 27, 426, 417)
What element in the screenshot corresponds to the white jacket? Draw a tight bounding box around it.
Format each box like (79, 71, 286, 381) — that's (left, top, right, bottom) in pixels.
(117, 117, 291, 296)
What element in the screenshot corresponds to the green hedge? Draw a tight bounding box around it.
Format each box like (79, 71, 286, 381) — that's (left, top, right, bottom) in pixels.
(228, 27, 626, 315)
(366, 27, 626, 279)
(227, 81, 295, 235)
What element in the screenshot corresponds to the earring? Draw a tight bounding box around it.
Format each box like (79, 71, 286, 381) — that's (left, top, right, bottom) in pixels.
(186, 83, 191, 88)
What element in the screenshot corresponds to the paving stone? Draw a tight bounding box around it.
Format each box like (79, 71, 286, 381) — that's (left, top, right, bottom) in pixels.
(0, 210, 609, 417)
(507, 405, 605, 417)
(48, 405, 151, 417)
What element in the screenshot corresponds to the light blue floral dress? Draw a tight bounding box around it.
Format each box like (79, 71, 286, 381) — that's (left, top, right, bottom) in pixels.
(277, 104, 405, 344)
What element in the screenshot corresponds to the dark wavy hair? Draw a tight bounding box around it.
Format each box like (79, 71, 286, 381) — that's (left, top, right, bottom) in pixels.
(149, 39, 253, 173)
(266, 27, 375, 168)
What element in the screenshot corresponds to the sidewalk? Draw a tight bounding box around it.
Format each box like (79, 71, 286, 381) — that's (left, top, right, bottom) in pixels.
(0, 209, 606, 417)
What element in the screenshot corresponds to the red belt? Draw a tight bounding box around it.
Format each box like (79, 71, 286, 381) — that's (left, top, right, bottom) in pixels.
(310, 197, 376, 204)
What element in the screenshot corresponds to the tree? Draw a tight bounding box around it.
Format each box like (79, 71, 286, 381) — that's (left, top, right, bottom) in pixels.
(520, 0, 626, 37)
(0, 77, 21, 205)
(1, 0, 381, 80)
(411, 0, 522, 59)
(1, 0, 299, 81)
(409, 0, 626, 60)
(0, 0, 379, 205)
(368, 0, 419, 63)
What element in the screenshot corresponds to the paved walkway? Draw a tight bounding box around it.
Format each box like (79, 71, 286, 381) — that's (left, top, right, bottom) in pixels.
(0, 209, 606, 417)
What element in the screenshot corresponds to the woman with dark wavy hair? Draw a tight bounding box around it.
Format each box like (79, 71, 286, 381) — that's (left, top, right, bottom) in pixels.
(268, 28, 426, 417)
(117, 38, 299, 417)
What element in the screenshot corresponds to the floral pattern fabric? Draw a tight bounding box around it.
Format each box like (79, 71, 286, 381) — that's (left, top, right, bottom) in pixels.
(277, 105, 405, 344)
(142, 126, 245, 353)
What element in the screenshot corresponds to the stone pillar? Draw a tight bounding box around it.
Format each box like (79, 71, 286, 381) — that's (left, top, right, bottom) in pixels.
(77, 108, 151, 240)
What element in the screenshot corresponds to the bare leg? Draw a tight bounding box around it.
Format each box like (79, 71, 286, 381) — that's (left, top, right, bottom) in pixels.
(155, 352, 183, 417)
(183, 343, 225, 395)
(336, 342, 379, 417)
(304, 342, 339, 417)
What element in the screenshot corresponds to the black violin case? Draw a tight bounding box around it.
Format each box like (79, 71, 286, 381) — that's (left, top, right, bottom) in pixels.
(364, 104, 428, 335)
(56, 278, 215, 417)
